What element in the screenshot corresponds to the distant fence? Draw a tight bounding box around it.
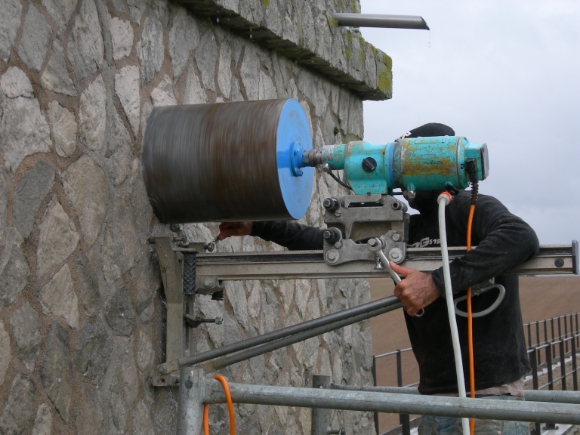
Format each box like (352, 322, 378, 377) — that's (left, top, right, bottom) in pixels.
(372, 313, 580, 435)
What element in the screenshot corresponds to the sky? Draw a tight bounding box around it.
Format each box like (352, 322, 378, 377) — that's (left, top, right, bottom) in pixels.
(358, 0, 580, 245)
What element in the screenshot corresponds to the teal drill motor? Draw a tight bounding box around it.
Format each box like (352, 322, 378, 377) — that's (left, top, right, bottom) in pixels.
(297, 136, 488, 196)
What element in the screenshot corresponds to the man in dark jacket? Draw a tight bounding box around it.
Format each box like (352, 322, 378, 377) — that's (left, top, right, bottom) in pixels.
(218, 124, 539, 434)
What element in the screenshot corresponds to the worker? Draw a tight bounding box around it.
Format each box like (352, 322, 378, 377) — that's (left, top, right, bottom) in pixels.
(217, 123, 539, 435)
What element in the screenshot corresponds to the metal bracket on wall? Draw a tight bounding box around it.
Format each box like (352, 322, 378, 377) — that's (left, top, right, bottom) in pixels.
(153, 236, 187, 364)
(150, 236, 225, 387)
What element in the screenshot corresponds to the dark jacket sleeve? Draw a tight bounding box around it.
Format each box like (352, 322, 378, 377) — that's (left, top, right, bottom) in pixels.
(251, 221, 324, 251)
(430, 193, 540, 296)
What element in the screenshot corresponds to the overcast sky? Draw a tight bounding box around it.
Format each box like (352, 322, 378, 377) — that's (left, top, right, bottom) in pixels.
(358, 0, 580, 245)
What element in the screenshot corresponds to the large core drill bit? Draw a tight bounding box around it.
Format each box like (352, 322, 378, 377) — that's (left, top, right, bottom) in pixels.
(142, 99, 313, 223)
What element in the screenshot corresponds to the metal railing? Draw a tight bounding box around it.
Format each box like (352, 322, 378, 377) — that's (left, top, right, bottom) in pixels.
(525, 314, 580, 364)
(373, 313, 580, 435)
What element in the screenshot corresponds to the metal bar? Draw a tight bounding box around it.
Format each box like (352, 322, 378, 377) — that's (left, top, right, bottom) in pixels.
(565, 316, 569, 354)
(547, 343, 554, 390)
(158, 296, 401, 374)
(542, 321, 547, 364)
(329, 383, 580, 404)
(530, 348, 544, 435)
(396, 350, 410, 435)
(330, 13, 429, 30)
(311, 375, 331, 435)
(375, 347, 413, 360)
(177, 366, 205, 435)
(572, 332, 578, 390)
(544, 344, 556, 430)
(372, 357, 379, 435)
(576, 315, 579, 347)
(202, 300, 402, 373)
(560, 340, 567, 391)
(155, 237, 185, 363)
(538, 320, 548, 344)
(192, 244, 578, 281)
(202, 380, 580, 425)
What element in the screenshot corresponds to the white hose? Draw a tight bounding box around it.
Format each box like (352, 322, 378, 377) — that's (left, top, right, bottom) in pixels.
(438, 193, 470, 435)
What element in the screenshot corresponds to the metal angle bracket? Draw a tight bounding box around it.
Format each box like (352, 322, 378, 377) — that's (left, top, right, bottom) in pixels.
(150, 372, 181, 388)
(153, 236, 187, 364)
(151, 236, 225, 387)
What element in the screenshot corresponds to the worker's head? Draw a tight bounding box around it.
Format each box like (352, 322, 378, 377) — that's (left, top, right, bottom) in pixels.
(396, 122, 455, 141)
(399, 123, 455, 213)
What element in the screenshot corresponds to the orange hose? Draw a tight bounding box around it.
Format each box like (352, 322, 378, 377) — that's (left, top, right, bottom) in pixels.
(203, 404, 210, 434)
(203, 375, 236, 435)
(467, 204, 476, 435)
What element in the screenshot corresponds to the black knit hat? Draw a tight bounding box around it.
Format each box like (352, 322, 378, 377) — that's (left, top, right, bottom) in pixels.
(397, 123, 455, 140)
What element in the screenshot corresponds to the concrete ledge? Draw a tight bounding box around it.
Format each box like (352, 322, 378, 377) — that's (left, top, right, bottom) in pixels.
(179, 0, 393, 100)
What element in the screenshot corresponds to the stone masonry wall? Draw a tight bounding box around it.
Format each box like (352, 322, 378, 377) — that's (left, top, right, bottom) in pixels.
(0, 1, 378, 434)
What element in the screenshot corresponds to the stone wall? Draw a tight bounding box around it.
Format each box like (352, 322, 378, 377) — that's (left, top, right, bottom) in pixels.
(0, 1, 388, 434)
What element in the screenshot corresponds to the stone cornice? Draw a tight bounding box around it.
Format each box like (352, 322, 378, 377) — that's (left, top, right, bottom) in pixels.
(179, 0, 392, 100)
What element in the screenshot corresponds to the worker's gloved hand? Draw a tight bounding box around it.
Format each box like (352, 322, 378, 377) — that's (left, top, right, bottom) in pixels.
(217, 222, 253, 240)
(390, 262, 441, 317)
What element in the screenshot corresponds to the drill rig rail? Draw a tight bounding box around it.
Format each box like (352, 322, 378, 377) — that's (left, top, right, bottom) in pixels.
(186, 243, 578, 291)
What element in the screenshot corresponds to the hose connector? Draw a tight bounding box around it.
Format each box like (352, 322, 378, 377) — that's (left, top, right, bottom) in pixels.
(437, 191, 453, 206)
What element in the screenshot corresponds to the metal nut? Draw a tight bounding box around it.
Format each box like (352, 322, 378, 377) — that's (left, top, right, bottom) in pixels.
(389, 248, 404, 262)
(326, 250, 339, 263)
(391, 233, 401, 242)
(368, 237, 384, 252)
(204, 278, 213, 287)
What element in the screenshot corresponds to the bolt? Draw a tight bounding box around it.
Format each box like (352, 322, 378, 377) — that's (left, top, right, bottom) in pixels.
(204, 278, 213, 287)
(368, 238, 379, 248)
(158, 364, 168, 374)
(389, 248, 404, 262)
(193, 316, 223, 325)
(323, 197, 340, 212)
(327, 251, 337, 260)
(334, 210, 341, 217)
(391, 233, 401, 242)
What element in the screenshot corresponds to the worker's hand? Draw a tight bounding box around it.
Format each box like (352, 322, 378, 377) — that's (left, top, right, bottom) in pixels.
(390, 262, 441, 316)
(217, 222, 253, 240)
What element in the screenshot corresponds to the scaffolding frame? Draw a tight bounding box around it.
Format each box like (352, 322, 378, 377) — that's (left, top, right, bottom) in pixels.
(149, 237, 580, 434)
